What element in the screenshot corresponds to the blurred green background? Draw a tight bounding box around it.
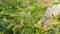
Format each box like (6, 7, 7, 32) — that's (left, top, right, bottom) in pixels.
(0, 0, 60, 34)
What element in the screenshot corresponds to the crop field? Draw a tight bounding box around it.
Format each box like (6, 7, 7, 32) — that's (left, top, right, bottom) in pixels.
(0, 0, 60, 34)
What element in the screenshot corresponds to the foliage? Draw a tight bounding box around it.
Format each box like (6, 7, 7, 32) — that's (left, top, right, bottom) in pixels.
(0, 0, 60, 34)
